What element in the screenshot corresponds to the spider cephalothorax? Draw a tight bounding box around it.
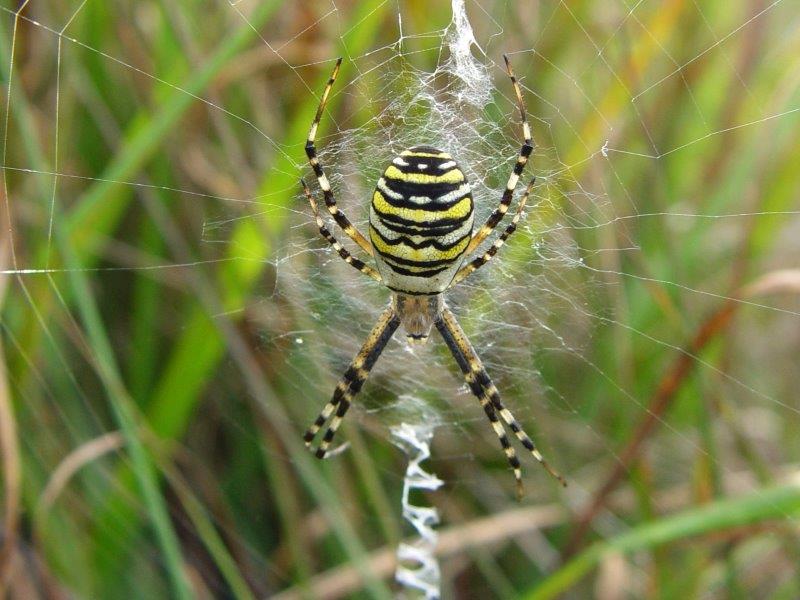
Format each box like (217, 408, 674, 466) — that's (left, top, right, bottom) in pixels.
(300, 56, 565, 497)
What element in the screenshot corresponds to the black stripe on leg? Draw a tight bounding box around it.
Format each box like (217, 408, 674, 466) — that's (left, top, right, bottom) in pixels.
(362, 316, 401, 371)
(518, 435, 537, 452)
(316, 396, 352, 458)
(464, 57, 533, 257)
(304, 415, 326, 443)
(304, 59, 373, 258)
(437, 314, 525, 490)
(481, 147, 532, 230)
(439, 307, 565, 487)
(452, 177, 533, 285)
(306, 308, 400, 458)
(318, 226, 368, 272)
(436, 319, 471, 375)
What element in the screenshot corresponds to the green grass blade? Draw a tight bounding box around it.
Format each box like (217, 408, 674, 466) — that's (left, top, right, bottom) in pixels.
(53, 228, 192, 599)
(529, 484, 800, 600)
(62, 0, 283, 261)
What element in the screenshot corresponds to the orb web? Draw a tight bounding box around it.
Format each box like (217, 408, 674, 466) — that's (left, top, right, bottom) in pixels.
(1, 0, 799, 597)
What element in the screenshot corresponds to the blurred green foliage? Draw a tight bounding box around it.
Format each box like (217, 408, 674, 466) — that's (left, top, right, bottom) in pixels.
(1, 1, 799, 598)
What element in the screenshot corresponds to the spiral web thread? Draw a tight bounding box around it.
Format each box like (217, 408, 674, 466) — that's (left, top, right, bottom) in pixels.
(392, 421, 444, 600)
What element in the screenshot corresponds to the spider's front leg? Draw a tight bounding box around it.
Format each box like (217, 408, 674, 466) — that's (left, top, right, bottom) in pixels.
(301, 179, 382, 282)
(452, 177, 534, 285)
(306, 57, 373, 257)
(304, 306, 400, 458)
(464, 55, 533, 258)
(436, 306, 566, 498)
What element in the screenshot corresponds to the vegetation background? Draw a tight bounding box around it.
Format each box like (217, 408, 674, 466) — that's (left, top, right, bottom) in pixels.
(1, 0, 799, 598)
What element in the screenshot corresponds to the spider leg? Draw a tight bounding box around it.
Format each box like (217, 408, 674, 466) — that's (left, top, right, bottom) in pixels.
(436, 310, 525, 498)
(301, 179, 381, 282)
(306, 57, 373, 257)
(452, 177, 534, 285)
(304, 306, 400, 459)
(436, 306, 566, 497)
(464, 54, 533, 257)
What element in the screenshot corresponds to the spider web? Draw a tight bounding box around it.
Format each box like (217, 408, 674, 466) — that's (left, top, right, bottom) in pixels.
(1, 0, 800, 597)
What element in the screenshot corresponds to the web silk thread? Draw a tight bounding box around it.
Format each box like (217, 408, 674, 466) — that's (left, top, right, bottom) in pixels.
(392, 422, 444, 599)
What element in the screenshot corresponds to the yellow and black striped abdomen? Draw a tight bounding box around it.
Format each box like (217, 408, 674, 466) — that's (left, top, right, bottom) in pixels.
(369, 146, 474, 294)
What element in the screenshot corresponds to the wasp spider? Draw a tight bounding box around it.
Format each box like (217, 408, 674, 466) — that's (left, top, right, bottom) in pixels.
(301, 56, 565, 497)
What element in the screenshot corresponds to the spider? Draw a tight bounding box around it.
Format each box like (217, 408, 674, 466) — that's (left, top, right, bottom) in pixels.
(300, 55, 565, 497)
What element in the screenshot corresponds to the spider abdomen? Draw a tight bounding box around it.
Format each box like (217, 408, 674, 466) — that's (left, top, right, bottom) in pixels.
(369, 146, 474, 294)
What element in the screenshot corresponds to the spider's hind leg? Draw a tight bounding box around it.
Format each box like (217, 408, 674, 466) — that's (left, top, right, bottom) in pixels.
(304, 306, 400, 459)
(435, 308, 525, 498)
(436, 306, 565, 497)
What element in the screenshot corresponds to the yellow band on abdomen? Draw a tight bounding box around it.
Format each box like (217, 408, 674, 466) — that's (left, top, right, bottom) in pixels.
(372, 190, 472, 223)
(383, 165, 465, 185)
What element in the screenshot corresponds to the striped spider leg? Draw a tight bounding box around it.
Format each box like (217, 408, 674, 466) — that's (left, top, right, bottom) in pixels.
(305, 57, 374, 257)
(435, 306, 566, 498)
(463, 54, 534, 260)
(300, 178, 381, 282)
(303, 306, 400, 459)
(435, 309, 526, 497)
(452, 176, 535, 285)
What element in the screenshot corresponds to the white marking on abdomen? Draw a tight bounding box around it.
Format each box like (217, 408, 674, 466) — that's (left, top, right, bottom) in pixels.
(407, 183, 471, 205)
(377, 178, 403, 200)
